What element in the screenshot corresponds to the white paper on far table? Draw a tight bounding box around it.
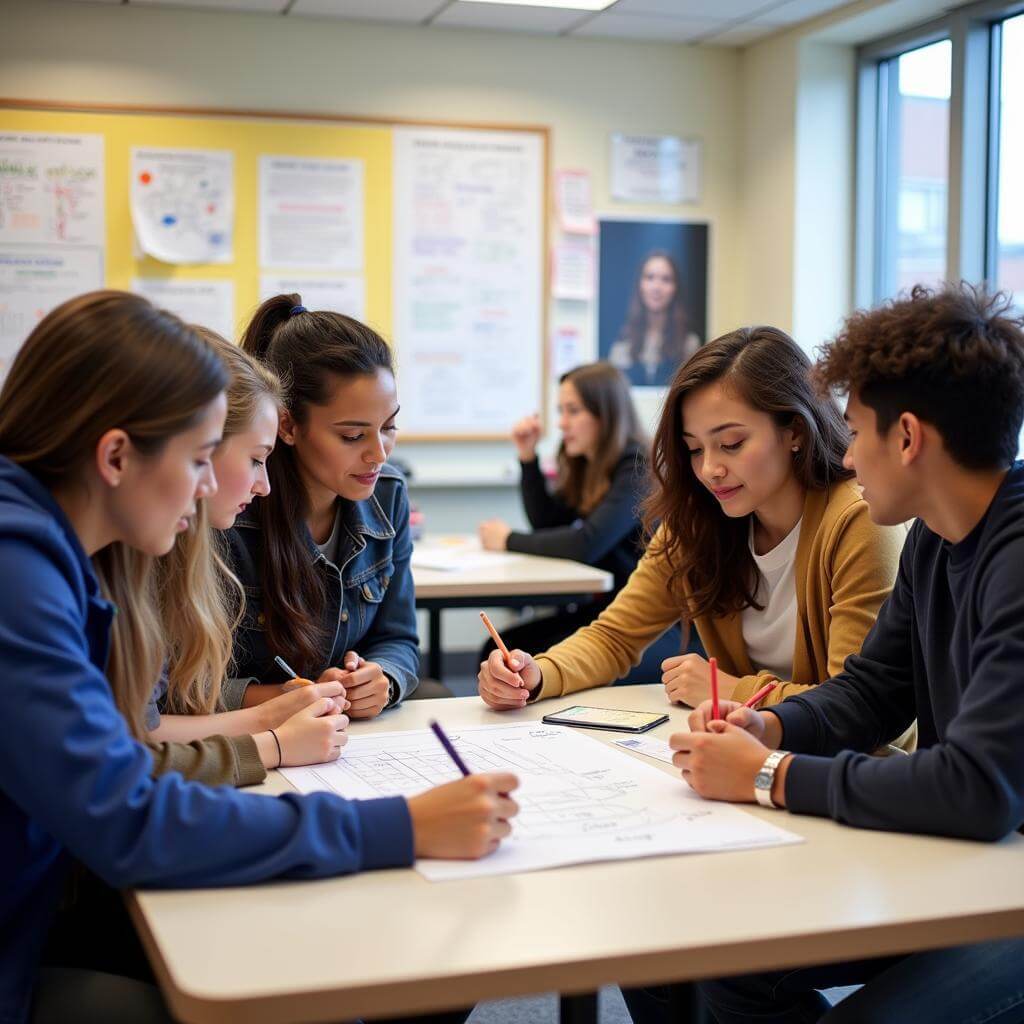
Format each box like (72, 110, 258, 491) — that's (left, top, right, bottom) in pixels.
(282, 723, 802, 881)
(411, 536, 523, 572)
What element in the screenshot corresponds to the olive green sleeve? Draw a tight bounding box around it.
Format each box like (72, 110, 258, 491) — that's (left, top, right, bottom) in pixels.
(147, 734, 267, 788)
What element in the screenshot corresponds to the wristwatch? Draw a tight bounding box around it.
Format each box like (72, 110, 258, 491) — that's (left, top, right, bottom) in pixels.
(385, 676, 399, 709)
(754, 749, 790, 808)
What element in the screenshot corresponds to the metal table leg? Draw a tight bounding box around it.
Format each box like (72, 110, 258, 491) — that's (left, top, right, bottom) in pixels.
(559, 992, 598, 1024)
(427, 607, 442, 680)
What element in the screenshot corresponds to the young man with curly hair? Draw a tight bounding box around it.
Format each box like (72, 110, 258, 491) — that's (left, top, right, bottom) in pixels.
(673, 284, 1024, 1024)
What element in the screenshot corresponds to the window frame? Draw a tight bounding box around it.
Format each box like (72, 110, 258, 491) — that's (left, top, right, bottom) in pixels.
(855, 0, 1024, 305)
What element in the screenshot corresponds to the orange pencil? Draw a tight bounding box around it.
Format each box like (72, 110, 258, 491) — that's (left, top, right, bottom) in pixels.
(479, 612, 524, 688)
(710, 656, 720, 721)
(275, 655, 312, 687)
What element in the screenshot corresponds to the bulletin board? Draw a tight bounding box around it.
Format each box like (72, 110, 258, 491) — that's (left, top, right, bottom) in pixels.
(0, 100, 549, 440)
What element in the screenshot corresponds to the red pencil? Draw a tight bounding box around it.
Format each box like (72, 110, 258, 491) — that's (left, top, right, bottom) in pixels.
(710, 656, 719, 721)
(741, 680, 778, 709)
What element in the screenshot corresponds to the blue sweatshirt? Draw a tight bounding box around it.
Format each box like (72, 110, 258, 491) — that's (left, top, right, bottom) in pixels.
(0, 457, 413, 1024)
(774, 462, 1024, 842)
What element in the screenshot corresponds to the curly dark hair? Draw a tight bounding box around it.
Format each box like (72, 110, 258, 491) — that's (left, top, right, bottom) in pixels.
(815, 283, 1024, 471)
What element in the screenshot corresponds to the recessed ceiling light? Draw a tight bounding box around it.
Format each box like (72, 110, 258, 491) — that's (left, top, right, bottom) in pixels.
(460, 0, 616, 10)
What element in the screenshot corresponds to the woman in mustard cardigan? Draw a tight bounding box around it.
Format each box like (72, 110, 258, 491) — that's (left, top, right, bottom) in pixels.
(478, 325, 909, 722)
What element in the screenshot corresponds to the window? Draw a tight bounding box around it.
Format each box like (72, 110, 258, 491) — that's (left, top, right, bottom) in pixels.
(992, 12, 1024, 303)
(859, 3, 1024, 453)
(873, 40, 952, 302)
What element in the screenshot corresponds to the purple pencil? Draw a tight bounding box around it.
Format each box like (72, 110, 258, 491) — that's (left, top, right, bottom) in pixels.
(429, 720, 471, 777)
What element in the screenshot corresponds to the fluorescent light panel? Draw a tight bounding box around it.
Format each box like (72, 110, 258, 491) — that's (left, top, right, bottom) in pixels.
(460, 0, 615, 10)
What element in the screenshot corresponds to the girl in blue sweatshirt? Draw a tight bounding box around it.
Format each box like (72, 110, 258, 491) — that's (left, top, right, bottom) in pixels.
(0, 291, 518, 1024)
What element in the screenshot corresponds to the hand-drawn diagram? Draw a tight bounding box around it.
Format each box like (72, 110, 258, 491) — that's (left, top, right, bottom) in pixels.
(130, 147, 233, 264)
(0, 132, 104, 247)
(283, 724, 801, 880)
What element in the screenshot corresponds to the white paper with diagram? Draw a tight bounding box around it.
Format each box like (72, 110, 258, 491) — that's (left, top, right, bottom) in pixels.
(281, 723, 801, 880)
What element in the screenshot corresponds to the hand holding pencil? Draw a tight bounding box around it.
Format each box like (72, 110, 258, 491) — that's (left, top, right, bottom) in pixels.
(477, 612, 541, 710)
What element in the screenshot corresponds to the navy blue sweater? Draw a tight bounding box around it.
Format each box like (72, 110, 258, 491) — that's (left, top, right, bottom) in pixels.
(506, 447, 647, 591)
(775, 462, 1024, 841)
(0, 457, 413, 1024)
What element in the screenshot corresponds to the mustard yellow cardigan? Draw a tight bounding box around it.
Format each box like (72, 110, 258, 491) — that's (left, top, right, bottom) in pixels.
(535, 479, 907, 713)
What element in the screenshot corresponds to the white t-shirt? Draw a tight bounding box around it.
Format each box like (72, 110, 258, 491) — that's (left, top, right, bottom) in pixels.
(740, 518, 802, 680)
(316, 506, 343, 566)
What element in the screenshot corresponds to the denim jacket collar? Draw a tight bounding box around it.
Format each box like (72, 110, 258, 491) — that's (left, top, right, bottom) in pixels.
(236, 475, 398, 571)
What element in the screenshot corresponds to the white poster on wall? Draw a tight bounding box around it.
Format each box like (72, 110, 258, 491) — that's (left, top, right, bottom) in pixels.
(132, 278, 235, 341)
(555, 169, 595, 234)
(0, 245, 104, 375)
(611, 134, 701, 204)
(551, 239, 595, 302)
(259, 274, 366, 321)
(392, 126, 544, 436)
(259, 156, 363, 270)
(0, 131, 105, 248)
(131, 147, 234, 264)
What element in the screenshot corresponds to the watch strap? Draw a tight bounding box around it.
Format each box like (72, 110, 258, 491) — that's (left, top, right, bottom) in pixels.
(754, 749, 789, 808)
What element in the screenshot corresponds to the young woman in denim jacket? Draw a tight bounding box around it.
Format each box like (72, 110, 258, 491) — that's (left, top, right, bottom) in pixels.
(223, 294, 419, 719)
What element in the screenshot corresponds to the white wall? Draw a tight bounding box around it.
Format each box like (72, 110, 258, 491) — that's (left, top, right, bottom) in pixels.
(737, 0, 955, 356)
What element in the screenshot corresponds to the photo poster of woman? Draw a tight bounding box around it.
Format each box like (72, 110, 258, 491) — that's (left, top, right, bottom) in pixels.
(597, 219, 708, 389)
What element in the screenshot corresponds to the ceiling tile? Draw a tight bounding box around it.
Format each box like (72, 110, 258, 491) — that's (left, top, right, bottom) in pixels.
(610, 0, 768, 16)
(289, 0, 441, 21)
(571, 10, 727, 41)
(753, 0, 852, 25)
(433, 1, 585, 32)
(128, 0, 289, 11)
(698, 20, 776, 44)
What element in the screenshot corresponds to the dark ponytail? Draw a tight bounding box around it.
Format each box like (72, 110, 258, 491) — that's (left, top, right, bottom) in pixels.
(239, 294, 394, 675)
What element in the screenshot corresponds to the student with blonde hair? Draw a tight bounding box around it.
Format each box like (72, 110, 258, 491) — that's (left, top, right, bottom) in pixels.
(0, 291, 518, 1024)
(104, 330, 353, 787)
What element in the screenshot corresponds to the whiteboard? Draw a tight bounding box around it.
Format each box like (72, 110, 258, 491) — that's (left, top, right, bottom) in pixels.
(392, 126, 546, 440)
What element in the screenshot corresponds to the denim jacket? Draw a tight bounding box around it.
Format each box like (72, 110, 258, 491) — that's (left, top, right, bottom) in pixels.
(222, 466, 420, 709)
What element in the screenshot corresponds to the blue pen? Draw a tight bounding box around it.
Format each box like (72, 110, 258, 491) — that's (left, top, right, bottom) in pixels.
(429, 720, 471, 777)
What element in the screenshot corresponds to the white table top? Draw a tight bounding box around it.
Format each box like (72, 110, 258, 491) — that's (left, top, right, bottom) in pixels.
(412, 535, 613, 600)
(129, 686, 1024, 1024)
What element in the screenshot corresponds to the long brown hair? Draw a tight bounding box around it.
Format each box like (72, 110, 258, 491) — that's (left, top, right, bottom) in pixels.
(239, 293, 394, 676)
(156, 329, 283, 716)
(621, 251, 692, 366)
(556, 362, 647, 514)
(0, 291, 228, 737)
(642, 326, 852, 621)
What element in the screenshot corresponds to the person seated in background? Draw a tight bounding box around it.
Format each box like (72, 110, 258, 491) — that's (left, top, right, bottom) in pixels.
(478, 361, 691, 685)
